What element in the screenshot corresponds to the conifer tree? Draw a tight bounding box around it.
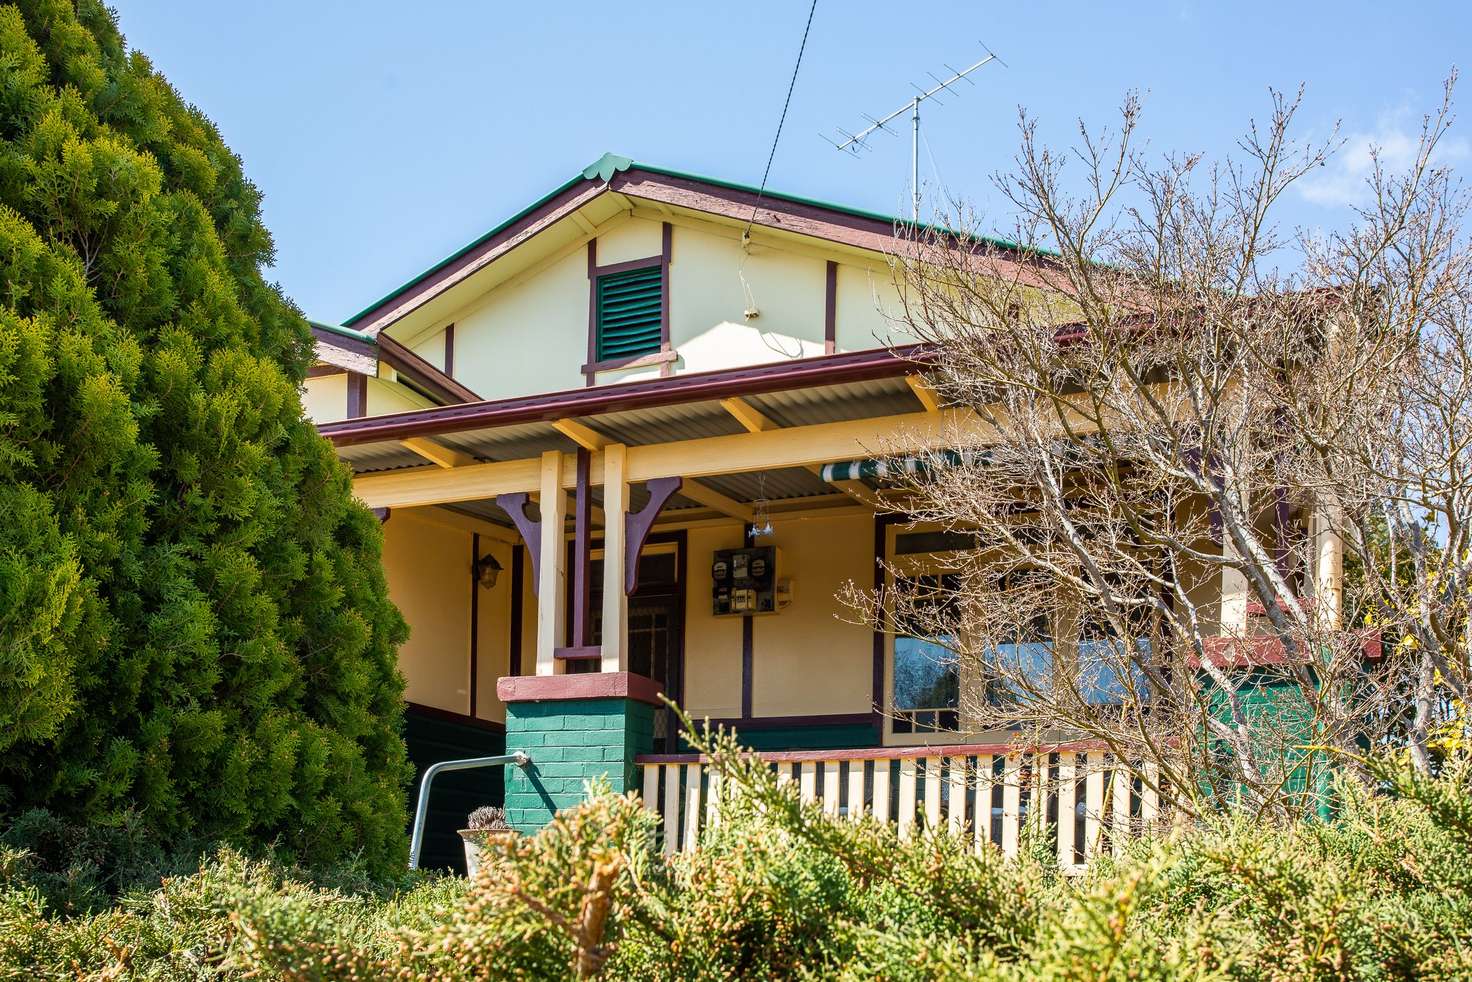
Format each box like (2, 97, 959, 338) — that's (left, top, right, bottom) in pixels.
(0, 0, 410, 874)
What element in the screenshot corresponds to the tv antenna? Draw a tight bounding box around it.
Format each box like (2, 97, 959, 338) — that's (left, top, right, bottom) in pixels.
(827, 45, 1003, 222)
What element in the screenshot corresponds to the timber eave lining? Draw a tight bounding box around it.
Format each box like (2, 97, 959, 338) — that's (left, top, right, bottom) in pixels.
(318, 344, 933, 447)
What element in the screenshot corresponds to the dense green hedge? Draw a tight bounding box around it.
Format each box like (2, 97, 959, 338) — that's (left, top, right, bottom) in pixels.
(0, 0, 410, 875)
(3, 745, 1469, 979)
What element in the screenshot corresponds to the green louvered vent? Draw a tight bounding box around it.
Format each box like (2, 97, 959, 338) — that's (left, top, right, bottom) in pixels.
(596, 265, 663, 361)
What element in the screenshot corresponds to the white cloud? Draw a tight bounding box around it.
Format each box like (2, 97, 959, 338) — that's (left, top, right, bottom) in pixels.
(1298, 110, 1469, 208)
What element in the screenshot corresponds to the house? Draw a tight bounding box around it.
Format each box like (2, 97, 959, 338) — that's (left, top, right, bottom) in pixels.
(304, 154, 1344, 869)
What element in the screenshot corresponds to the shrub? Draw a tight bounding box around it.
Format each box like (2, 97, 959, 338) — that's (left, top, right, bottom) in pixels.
(0, 0, 410, 878)
(2, 746, 1470, 979)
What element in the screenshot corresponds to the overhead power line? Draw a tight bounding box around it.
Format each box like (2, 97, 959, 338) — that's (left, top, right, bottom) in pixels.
(744, 0, 820, 244)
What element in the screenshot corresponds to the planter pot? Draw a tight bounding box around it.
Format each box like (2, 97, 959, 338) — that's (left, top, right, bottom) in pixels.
(459, 828, 516, 878)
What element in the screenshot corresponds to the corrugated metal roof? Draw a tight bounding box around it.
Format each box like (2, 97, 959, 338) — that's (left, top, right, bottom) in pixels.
(338, 442, 426, 473)
(449, 423, 578, 462)
(594, 483, 704, 513)
(748, 376, 922, 427)
(443, 500, 513, 524)
(585, 400, 746, 445)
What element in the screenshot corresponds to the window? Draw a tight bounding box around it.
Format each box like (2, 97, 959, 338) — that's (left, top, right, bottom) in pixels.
(1076, 608, 1151, 705)
(595, 265, 663, 362)
(985, 569, 1055, 707)
(891, 573, 961, 734)
(884, 531, 1059, 742)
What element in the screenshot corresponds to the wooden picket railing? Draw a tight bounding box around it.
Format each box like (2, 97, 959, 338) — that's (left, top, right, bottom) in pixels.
(636, 743, 1174, 873)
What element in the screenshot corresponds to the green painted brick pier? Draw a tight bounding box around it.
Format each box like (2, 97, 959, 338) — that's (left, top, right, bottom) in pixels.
(497, 672, 663, 834)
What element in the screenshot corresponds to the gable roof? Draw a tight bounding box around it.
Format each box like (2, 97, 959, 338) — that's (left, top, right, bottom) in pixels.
(309, 320, 480, 406)
(338, 153, 1041, 339)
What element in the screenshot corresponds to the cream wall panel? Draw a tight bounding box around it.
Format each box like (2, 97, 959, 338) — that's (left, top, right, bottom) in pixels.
(680, 525, 747, 718)
(303, 374, 347, 423)
(595, 215, 662, 265)
(474, 537, 513, 722)
(677, 322, 827, 375)
(834, 264, 912, 351)
(451, 247, 589, 399)
(677, 513, 875, 719)
(411, 329, 447, 372)
(1176, 495, 1228, 634)
(594, 363, 665, 386)
(670, 224, 828, 373)
(366, 377, 434, 416)
(382, 510, 472, 714)
(749, 512, 874, 717)
(379, 216, 916, 405)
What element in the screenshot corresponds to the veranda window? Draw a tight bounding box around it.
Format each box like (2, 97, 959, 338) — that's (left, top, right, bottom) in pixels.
(890, 573, 961, 734)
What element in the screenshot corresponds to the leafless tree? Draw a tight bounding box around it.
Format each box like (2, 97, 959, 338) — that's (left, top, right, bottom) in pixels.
(847, 75, 1468, 820)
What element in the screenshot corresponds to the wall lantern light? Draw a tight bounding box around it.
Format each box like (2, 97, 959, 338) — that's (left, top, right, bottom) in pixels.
(473, 553, 503, 589)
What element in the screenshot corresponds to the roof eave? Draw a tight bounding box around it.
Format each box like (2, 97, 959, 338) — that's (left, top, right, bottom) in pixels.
(317, 344, 934, 448)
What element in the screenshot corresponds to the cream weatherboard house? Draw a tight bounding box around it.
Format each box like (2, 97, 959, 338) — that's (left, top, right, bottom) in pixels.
(303, 154, 1341, 871)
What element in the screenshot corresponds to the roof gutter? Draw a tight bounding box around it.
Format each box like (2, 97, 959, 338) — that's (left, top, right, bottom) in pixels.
(318, 344, 933, 447)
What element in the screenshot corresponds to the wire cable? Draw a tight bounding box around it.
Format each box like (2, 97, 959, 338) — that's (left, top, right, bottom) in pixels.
(743, 0, 819, 245)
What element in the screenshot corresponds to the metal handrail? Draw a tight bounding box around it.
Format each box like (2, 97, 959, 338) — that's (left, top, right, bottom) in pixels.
(409, 751, 531, 869)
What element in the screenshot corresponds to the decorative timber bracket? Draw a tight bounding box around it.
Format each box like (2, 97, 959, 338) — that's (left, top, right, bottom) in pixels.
(626, 476, 682, 594)
(495, 492, 542, 583)
(495, 476, 684, 598)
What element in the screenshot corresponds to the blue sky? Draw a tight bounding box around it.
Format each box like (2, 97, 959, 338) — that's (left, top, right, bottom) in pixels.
(112, 1, 1467, 324)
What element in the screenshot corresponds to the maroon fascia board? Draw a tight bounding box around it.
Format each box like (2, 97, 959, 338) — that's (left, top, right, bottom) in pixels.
(348, 180, 606, 336)
(377, 333, 482, 404)
(319, 343, 935, 447)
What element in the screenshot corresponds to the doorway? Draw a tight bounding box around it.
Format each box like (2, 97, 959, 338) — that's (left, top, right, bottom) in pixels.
(567, 535, 686, 751)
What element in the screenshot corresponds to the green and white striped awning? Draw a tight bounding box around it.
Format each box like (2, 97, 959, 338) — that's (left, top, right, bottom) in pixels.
(818, 449, 991, 483)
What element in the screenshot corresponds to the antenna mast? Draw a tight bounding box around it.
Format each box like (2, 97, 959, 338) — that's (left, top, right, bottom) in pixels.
(829, 46, 1002, 222)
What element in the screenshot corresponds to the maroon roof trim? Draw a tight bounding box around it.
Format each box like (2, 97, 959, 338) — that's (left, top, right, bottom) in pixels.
(348, 180, 607, 337)
(612, 168, 1052, 288)
(614, 168, 905, 254)
(311, 323, 374, 358)
(318, 343, 932, 447)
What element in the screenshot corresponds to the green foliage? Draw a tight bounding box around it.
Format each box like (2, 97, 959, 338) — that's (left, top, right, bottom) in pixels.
(0, 0, 410, 875)
(4, 748, 1470, 980)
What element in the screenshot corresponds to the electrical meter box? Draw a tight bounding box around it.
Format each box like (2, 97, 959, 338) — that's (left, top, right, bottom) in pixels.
(711, 546, 781, 616)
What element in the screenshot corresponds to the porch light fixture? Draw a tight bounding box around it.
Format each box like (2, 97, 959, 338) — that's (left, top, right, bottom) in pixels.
(473, 553, 503, 589)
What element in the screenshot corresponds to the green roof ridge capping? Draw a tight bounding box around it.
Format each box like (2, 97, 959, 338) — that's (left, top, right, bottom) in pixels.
(341, 153, 1047, 329)
(309, 319, 376, 345)
(582, 152, 634, 182)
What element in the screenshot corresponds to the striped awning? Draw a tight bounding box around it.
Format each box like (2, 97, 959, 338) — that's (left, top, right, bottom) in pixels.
(819, 449, 991, 483)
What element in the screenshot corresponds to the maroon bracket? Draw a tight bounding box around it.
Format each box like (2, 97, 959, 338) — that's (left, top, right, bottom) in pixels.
(495, 492, 542, 584)
(626, 476, 683, 594)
